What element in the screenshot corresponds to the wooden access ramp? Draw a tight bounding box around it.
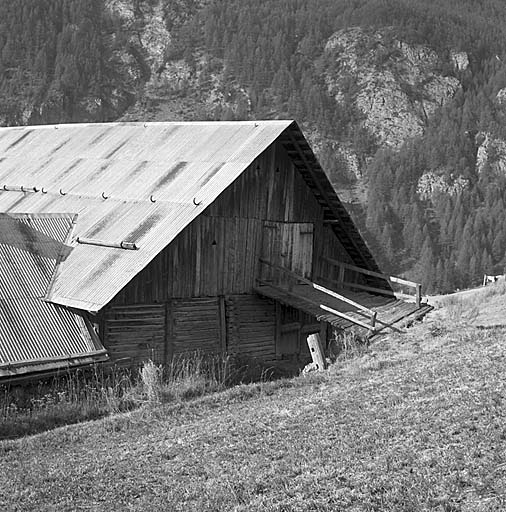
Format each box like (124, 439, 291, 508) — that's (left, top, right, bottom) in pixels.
(255, 261, 433, 337)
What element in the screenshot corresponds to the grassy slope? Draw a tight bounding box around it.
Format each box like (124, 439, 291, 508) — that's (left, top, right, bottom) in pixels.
(430, 280, 506, 329)
(2, 301, 506, 510)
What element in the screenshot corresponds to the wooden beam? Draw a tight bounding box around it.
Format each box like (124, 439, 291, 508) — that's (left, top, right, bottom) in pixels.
(341, 281, 413, 299)
(312, 283, 376, 316)
(218, 295, 227, 353)
(323, 256, 422, 295)
(164, 301, 174, 364)
(256, 279, 397, 332)
(259, 259, 376, 316)
(306, 333, 327, 371)
(319, 304, 376, 332)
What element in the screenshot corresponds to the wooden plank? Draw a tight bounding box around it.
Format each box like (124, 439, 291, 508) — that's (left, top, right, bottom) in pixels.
(312, 283, 376, 315)
(319, 304, 375, 331)
(259, 260, 376, 317)
(340, 281, 415, 299)
(219, 295, 227, 353)
(306, 333, 327, 371)
(323, 256, 420, 290)
(255, 281, 377, 331)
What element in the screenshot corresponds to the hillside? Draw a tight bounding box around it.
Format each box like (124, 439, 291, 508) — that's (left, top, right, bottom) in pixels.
(2, 286, 506, 510)
(3, 0, 506, 293)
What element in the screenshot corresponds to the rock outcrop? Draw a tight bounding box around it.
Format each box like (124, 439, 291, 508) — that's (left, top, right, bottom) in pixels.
(324, 27, 462, 150)
(496, 87, 506, 106)
(475, 132, 506, 175)
(450, 50, 470, 72)
(417, 171, 469, 201)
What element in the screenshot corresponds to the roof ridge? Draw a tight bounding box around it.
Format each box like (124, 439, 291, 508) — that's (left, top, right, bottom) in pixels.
(0, 120, 295, 131)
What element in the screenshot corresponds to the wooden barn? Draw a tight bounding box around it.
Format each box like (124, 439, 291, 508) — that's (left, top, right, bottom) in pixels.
(0, 120, 430, 380)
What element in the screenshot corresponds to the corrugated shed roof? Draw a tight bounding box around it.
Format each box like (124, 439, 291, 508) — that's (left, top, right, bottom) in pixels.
(0, 214, 106, 378)
(0, 120, 379, 311)
(0, 121, 292, 311)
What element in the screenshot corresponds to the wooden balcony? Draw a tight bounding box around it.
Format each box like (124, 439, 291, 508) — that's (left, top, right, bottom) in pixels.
(255, 259, 431, 337)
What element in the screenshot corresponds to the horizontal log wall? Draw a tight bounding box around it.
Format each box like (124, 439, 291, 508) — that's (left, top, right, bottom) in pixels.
(104, 304, 165, 365)
(103, 296, 280, 366)
(226, 295, 276, 360)
(172, 298, 221, 355)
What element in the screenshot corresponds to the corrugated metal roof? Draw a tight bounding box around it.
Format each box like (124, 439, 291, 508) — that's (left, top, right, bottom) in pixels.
(0, 213, 106, 377)
(0, 121, 292, 311)
(0, 120, 379, 312)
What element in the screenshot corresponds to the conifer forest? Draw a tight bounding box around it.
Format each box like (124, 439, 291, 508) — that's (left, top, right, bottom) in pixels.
(3, 0, 506, 293)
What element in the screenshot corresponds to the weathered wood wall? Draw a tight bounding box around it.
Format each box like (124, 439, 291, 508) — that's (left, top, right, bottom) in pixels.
(104, 304, 166, 364)
(104, 141, 359, 365)
(226, 295, 277, 360)
(112, 142, 352, 305)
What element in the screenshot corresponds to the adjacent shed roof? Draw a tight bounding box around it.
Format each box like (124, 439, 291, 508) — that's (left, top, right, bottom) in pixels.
(0, 120, 378, 312)
(0, 213, 107, 378)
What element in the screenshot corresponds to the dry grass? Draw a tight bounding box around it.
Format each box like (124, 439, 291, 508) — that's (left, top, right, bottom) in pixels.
(433, 280, 506, 329)
(1, 305, 506, 510)
(0, 367, 135, 440)
(0, 352, 278, 440)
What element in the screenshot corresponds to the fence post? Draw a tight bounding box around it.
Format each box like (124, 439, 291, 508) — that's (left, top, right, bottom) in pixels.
(370, 311, 377, 333)
(416, 284, 422, 308)
(306, 334, 327, 371)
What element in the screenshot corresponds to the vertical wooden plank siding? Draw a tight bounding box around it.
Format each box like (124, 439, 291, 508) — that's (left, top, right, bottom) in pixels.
(260, 222, 314, 280)
(105, 140, 362, 362)
(112, 142, 351, 304)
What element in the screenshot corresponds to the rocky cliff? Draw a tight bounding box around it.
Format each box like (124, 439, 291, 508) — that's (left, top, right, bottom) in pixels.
(323, 27, 464, 193)
(111, 19, 472, 206)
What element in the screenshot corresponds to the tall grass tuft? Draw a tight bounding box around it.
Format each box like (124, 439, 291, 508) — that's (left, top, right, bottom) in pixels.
(161, 351, 232, 401)
(0, 351, 264, 439)
(329, 329, 369, 361)
(140, 360, 163, 404)
(0, 365, 135, 440)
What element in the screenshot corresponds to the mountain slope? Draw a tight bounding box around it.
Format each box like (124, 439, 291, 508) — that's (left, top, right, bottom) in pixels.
(2, 301, 506, 510)
(3, 0, 506, 293)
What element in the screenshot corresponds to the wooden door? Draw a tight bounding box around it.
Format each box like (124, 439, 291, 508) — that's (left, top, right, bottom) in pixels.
(261, 222, 314, 280)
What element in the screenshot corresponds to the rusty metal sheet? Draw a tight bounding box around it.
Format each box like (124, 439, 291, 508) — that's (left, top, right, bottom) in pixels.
(0, 213, 106, 377)
(0, 121, 292, 311)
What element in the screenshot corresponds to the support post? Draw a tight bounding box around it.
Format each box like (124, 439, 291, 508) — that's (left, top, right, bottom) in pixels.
(164, 301, 174, 365)
(416, 284, 422, 308)
(218, 295, 227, 353)
(370, 311, 377, 331)
(306, 333, 327, 371)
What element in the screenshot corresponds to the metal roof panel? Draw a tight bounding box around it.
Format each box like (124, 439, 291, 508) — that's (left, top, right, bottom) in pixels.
(0, 213, 106, 376)
(0, 121, 292, 311)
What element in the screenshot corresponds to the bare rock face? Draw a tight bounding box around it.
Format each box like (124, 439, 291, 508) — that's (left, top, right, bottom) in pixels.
(108, 0, 250, 122)
(496, 88, 506, 106)
(476, 132, 506, 175)
(450, 50, 470, 72)
(106, 0, 171, 81)
(417, 171, 469, 200)
(140, 4, 172, 72)
(324, 27, 461, 149)
(339, 147, 361, 179)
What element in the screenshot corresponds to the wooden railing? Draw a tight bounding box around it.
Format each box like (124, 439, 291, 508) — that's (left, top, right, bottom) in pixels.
(321, 256, 422, 308)
(258, 259, 378, 332)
